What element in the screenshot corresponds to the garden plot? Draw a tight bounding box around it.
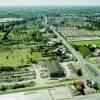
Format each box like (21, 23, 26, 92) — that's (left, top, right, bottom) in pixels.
(0, 66, 36, 84)
(58, 28, 100, 41)
(0, 64, 50, 91)
(0, 65, 36, 91)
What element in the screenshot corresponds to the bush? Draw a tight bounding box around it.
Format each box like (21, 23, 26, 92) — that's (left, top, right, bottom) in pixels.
(0, 85, 7, 91)
(0, 66, 15, 72)
(30, 58, 38, 64)
(12, 84, 26, 89)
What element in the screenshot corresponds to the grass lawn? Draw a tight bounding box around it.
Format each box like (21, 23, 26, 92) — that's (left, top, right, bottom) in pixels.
(70, 39, 100, 46)
(0, 48, 42, 66)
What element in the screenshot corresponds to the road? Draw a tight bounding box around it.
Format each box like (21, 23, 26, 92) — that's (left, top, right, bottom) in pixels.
(0, 88, 100, 100)
(53, 28, 100, 86)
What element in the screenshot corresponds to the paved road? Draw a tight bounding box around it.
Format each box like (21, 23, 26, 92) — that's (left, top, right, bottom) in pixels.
(53, 28, 100, 86)
(0, 88, 100, 100)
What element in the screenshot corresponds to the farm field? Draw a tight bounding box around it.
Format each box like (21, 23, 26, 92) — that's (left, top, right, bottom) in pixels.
(70, 39, 100, 46)
(64, 22, 91, 27)
(0, 48, 42, 66)
(58, 28, 100, 41)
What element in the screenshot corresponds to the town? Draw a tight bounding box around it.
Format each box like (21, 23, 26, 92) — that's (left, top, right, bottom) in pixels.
(0, 6, 100, 100)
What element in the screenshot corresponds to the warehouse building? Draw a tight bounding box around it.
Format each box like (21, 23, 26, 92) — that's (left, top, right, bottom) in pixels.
(47, 61, 65, 78)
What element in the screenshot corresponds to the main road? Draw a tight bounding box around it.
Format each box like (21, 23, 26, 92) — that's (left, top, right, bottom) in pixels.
(53, 27, 100, 86)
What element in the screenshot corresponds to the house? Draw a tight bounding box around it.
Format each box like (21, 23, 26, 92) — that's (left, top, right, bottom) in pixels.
(47, 61, 65, 78)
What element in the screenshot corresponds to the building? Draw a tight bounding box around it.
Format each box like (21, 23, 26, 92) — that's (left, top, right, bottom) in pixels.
(47, 61, 65, 78)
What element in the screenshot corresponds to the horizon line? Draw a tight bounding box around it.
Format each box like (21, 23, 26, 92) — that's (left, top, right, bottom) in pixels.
(0, 5, 100, 7)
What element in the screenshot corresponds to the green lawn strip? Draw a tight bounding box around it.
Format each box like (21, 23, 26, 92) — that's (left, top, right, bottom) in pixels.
(70, 39, 100, 46)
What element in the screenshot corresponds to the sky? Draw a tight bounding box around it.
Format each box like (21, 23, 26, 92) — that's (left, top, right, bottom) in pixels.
(0, 0, 100, 6)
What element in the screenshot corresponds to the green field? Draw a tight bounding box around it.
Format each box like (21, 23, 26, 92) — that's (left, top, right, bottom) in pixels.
(70, 39, 100, 46)
(0, 49, 42, 66)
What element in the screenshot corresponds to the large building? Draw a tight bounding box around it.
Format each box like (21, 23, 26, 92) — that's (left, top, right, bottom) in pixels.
(47, 61, 65, 78)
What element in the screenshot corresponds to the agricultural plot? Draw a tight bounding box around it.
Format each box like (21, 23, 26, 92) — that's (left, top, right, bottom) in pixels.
(64, 22, 91, 28)
(0, 64, 49, 91)
(0, 48, 42, 66)
(58, 28, 100, 41)
(0, 66, 36, 83)
(0, 65, 36, 91)
(11, 28, 38, 41)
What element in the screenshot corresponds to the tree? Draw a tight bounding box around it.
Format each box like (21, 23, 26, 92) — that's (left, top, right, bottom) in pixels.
(6, 56, 9, 59)
(0, 66, 14, 72)
(77, 69, 82, 76)
(30, 58, 38, 64)
(12, 84, 25, 89)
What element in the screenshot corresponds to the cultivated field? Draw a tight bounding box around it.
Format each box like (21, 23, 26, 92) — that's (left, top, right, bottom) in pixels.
(58, 28, 100, 41)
